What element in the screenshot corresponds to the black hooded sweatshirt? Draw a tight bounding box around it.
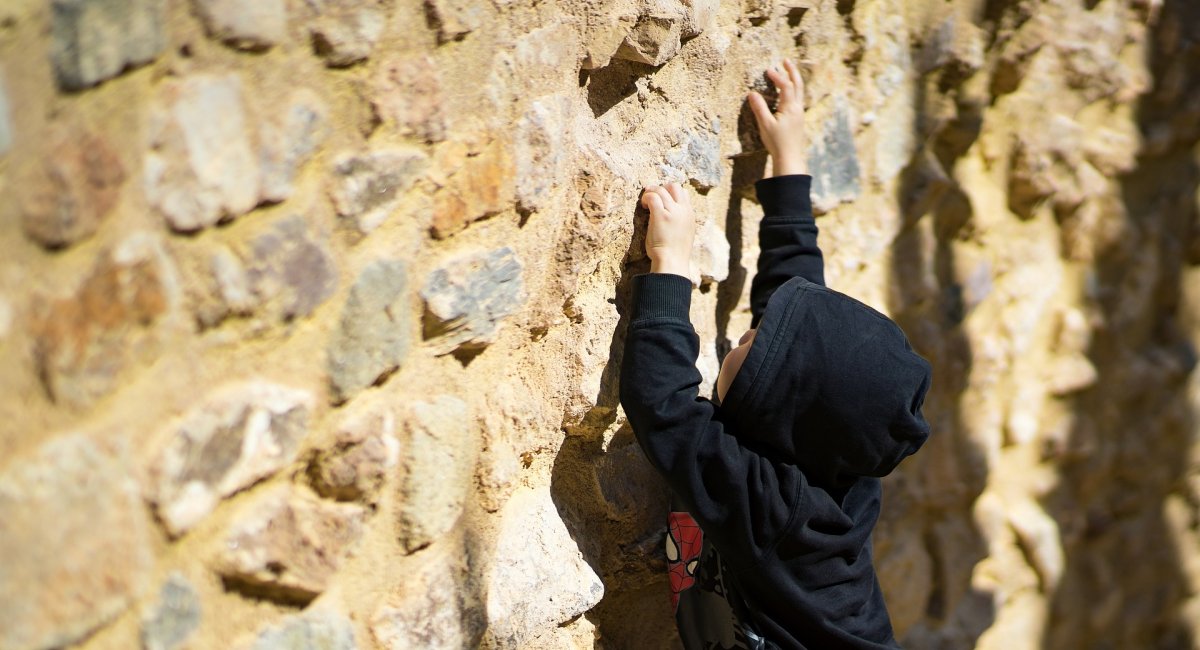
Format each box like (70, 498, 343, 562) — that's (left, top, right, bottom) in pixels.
(619, 174, 933, 649)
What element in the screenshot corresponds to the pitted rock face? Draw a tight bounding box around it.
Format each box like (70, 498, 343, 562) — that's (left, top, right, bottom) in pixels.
(5, 1, 1200, 648)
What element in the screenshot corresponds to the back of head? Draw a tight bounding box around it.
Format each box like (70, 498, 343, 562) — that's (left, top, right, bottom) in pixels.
(718, 277, 932, 488)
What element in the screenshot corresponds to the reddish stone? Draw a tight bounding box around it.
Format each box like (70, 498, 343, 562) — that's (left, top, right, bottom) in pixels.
(430, 138, 516, 239)
(32, 234, 177, 407)
(372, 55, 445, 143)
(21, 128, 125, 249)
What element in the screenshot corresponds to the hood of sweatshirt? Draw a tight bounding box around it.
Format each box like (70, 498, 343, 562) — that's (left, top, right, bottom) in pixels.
(718, 277, 932, 488)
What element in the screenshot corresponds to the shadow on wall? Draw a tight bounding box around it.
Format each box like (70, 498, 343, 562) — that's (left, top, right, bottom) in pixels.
(883, 27, 994, 647)
(1042, 2, 1200, 647)
(549, 197, 682, 648)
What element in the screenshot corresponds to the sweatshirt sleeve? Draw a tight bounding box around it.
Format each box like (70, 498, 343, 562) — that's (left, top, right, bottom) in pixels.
(618, 272, 807, 566)
(749, 174, 823, 329)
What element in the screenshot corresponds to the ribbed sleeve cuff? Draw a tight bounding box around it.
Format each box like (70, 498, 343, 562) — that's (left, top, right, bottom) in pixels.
(630, 273, 692, 322)
(755, 174, 813, 218)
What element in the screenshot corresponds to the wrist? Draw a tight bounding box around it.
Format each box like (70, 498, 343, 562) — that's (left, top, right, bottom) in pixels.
(772, 154, 809, 177)
(650, 258, 690, 277)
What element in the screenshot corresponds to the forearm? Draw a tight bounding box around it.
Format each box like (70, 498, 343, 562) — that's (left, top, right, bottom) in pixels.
(749, 174, 824, 327)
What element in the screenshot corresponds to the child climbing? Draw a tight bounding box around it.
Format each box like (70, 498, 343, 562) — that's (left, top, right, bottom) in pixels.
(619, 59, 934, 649)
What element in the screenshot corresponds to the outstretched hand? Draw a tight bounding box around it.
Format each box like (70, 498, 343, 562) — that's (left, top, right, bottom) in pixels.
(640, 183, 695, 278)
(748, 59, 809, 177)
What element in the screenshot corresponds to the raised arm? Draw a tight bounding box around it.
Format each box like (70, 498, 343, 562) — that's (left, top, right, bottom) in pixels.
(749, 174, 823, 327)
(747, 60, 824, 328)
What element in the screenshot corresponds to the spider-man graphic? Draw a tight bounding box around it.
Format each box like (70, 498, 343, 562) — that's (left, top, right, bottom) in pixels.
(666, 511, 704, 611)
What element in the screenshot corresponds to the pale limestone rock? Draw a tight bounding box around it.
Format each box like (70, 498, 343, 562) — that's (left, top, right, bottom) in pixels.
(483, 488, 604, 647)
(308, 1, 387, 66)
(515, 96, 572, 213)
(259, 89, 329, 203)
(327, 260, 412, 403)
(614, 14, 683, 66)
(141, 573, 202, 650)
(424, 0, 484, 42)
(396, 395, 476, 553)
(193, 0, 286, 50)
(145, 74, 262, 232)
(660, 123, 723, 191)
(330, 149, 428, 235)
(0, 434, 151, 650)
(370, 560, 484, 649)
(50, 0, 167, 89)
(421, 247, 525, 355)
(581, 12, 637, 69)
(371, 54, 446, 142)
(214, 485, 366, 603)
(147, 382, 314, 536)
(692, 217, 730, 285)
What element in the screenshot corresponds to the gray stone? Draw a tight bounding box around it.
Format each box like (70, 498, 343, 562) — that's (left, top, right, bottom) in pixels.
(141, 573, 202, 650)
(32, 232, 181, 407)
(21, 126, 125, 248)
(260, 89, 330, 203)
(809, 102, 862, 214)
(514, 96, 571, 213)
(396, 395, 476, 553)
(310, 405, 400, 503)
(193, 0, 286, 50)
(215, 485, 366, 604)
(327, 260, 412, 403)
(249, 610, 358, 650)
(309, 2, 387, 67)
(421, 247, 525, 355)
(50, 0, 168, 90)
(146, 381, 314, 536)
(482, 488, 604, 648)
(661, 122, 722, 190)
(247, 217, 338, 322)
(330, 150, 428, 235)
(145, 74, 261, 232)
(0, 434, 152, 650)
(370, 561, 484, 649)
(0, 71, 11, 155)
(614, 14, 683, 66)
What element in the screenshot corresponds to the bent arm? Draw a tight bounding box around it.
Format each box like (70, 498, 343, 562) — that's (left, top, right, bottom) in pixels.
(750, 174, 823, 328)
(619, 273, 806, 564)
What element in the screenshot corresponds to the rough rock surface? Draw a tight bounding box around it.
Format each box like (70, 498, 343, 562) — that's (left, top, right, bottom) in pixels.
(483, 487, 605, 648)
(327, 260, 412, 403)
(421, 247, 525, 355)
(140, 573, 202, 650)
(20, 126, 125, 248)
(5, 1, 1200, 649)
(144, 74, 261, 232)
(214, 485, 367, 604)
(50, 0, 167, 89)
(31, 232, 180, 407)
(192, 0, 286, 50)
(0, 434, 151, 650)
(395, 395, 476, 553)
(243, 609, 358, 650)
(146, 381, 314, 536)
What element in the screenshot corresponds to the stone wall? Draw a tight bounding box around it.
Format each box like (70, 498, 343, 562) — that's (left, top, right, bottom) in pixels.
(1, 0, 1198, 648)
